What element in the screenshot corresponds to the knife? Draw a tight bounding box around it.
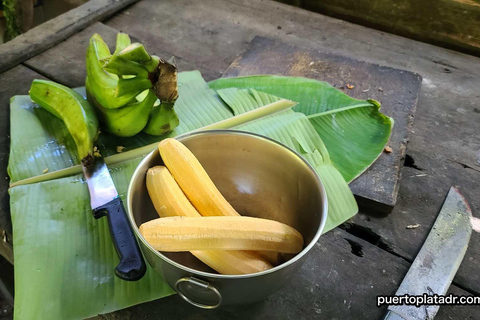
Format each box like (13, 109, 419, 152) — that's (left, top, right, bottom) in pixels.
(384, 186, 472, 320)
(83, 156, 146, 281)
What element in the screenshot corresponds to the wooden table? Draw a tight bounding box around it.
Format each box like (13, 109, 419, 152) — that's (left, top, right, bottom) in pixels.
(0, 0, 479, 319)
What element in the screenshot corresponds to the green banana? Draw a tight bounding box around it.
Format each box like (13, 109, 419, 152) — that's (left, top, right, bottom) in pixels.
(85, 34, 140, 109)
(115, 77, 152, 97)
(85, 33, 154, 136)
(29, 79, 98, 163)
(112, 43, 152, 63)
(143, 102, 179, 135)
(86, 32, 180, 137)
(102, 56, 149, 77)
(86, 78, 155, 137)
(114, 33, 131, 54)
(144, 55, 161, 73)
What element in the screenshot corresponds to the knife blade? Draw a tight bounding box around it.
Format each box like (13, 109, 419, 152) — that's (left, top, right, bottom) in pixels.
(384, 186, 472, 320)
(83, 156, 146, 281)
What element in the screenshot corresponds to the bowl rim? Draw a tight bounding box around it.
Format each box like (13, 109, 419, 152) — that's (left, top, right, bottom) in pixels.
(127, 129, 328, 279)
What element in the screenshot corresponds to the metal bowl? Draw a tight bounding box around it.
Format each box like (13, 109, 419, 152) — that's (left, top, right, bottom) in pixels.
(127, 130, 327, 308)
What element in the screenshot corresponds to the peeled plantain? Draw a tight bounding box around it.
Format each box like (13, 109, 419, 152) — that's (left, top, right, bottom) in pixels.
(85, 32, 180, 137)
(158, 138, 240, 217)
(159, 138, 281, 264)
(29, 79, 99, 163)
(139, 216, 304, 253)
(146, 166, 273, 274)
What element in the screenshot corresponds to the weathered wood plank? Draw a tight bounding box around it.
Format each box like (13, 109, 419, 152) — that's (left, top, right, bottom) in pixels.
(24, 22, 213, 88)
(24, 23, 119, 88)
(93, 228, 478, 319)
(0, 255, 14, 302)
(278, 0, 480, 57)
(0, 65, 48, 264)
(348, 151, 480, 295)
(0, 0, 140, 74)
(222, 36, 421, 213)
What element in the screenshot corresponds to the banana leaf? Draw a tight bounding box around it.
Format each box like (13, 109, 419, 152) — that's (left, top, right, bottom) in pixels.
(209, 76, 393, 182)
(10, 160, 175, 320)
(9, 72, 237, 320)
(9, 71, 388, 319)
(8, 71, 232, 182)
(8, 96, 79, 182)
(217, 88, 357, 231)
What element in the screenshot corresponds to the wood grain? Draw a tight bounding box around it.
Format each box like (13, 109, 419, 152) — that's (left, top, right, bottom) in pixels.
(24, 22, 211, 87)
(0, 0, 139, 74)
(0, 65, 48, 264)
(279, 0, 480, 57)
(222, 36, 421, 214)
(24, 22, 120, 88)
(92, 228, 478, 320)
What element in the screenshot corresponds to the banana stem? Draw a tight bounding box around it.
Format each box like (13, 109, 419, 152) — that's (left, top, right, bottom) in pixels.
(146, 56, 178, 103)
(9, 99, 297, 188)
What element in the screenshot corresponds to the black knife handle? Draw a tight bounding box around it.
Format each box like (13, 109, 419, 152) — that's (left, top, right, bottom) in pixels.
(93, 198, 147, 281)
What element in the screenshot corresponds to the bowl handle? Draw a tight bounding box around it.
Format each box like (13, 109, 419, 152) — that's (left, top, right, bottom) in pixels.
(175, 277, 222, 309)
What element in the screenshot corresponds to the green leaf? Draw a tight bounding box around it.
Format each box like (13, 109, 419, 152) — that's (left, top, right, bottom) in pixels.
(217, 88, 281, 115)
(308, 101, 393, 182)
(8, 71, 232, 182)
(3, 0, 22, 41)
(209, 75, 365, 115)
(209, 76, 393, 182)
(216, 88, 358, 232)
(8, 96, 79, 182)
(8, 75, 297, 320)
(10, 159, 174, 320)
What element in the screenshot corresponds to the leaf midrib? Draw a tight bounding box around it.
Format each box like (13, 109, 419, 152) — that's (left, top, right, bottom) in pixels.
(306, 102, 374, 119)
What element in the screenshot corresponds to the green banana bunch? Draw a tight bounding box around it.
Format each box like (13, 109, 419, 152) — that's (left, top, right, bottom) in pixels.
(85, 33, 179, 137)
(29, 79, 99, 164)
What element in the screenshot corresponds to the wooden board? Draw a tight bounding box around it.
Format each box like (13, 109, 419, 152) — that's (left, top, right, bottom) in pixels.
(278, 0, 480, 57)
(24, 22, 205, 88)
(0, 0, 139, 74)
(91, 227, 478, 320)
(24, 23, 121, 88)
(0, 65, 48, 264)
(222, 36, 422, 215)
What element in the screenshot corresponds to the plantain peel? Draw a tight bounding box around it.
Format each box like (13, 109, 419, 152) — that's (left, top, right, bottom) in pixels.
(86, 33, 180, 137)
(29, 79, 99, 164)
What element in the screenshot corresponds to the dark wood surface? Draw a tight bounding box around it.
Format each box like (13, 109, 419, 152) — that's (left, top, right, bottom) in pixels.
(278, 0, 480, 57)
(0, 65, 47, 264)
(92, 228, 478, 320)
(0, 0, 479, 319)
(0, 0, 139, 74)
(222, 36, 421, 214)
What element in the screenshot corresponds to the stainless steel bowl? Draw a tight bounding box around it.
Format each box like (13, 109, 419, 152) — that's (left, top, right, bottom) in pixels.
(127, 130, 327, 308)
